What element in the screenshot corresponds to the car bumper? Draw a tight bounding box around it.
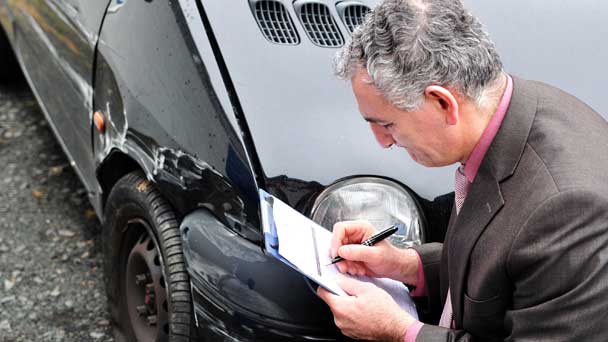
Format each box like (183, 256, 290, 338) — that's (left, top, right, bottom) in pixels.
(180, 209, 344, 341)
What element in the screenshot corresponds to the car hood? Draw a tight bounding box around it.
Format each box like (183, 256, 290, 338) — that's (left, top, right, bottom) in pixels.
(202, 0, 453, 200)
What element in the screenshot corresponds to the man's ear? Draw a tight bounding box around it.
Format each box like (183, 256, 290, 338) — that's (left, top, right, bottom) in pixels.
(425, 85, 459, 126)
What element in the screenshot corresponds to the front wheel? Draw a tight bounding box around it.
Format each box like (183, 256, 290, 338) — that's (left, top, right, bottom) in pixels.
(103, 171, 193, 341)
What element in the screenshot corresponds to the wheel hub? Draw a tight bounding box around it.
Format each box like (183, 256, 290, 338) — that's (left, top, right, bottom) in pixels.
(125, 231, 170, 341)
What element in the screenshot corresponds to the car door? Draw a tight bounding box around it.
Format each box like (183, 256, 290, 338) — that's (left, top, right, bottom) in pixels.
(9, 0, 111, 192)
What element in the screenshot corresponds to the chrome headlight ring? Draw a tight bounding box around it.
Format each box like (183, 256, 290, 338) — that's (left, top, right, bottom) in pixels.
(310, 177, 426, 248)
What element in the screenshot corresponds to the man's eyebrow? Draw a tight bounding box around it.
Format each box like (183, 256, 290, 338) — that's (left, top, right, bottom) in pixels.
(363, 117, 389, 124)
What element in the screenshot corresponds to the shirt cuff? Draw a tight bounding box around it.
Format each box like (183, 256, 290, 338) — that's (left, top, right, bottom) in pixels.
(409, 251, 427, 297)
(403, 321, 424, 342)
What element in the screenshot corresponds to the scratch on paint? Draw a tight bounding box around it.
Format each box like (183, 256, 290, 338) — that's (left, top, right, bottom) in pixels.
(107, 0, 126, 13)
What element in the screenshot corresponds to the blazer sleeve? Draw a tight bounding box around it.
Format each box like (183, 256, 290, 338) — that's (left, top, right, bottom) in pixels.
(411, 242, 443, 323)
(415, 189, 608, 342)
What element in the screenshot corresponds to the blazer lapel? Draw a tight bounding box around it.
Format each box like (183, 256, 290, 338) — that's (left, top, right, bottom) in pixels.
(448, 162, 503, 327)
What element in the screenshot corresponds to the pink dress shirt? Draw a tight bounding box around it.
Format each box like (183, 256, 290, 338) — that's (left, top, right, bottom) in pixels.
(404, 75, 513, 341)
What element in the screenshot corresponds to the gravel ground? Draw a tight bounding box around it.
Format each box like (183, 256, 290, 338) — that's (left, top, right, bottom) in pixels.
(0, 79, 113, 341)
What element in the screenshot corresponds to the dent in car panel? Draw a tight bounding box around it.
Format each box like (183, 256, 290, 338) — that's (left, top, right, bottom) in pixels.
(181, 209, 341, 341)
(92, 0, 262, 239)
(152, 147, 260, 242)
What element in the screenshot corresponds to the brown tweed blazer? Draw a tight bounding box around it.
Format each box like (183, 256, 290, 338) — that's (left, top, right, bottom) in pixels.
(413, 77, 608, 341)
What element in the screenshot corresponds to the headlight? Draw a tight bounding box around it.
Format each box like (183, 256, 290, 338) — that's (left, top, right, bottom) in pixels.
(310, 177, 424, 248)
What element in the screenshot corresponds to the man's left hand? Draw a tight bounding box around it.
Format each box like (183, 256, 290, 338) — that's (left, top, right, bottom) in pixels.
(317, 274, 416, 341)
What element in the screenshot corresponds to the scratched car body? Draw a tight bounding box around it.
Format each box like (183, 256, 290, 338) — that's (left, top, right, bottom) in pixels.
(0, 0, 605, 341)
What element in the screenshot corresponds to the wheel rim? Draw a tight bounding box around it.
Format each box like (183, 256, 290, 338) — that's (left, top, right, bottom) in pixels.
(124, 220, 170, 342)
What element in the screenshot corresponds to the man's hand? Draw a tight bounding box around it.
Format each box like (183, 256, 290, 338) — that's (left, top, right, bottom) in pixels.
(331, 220, 419, 285)
(317, 274, 416, 341)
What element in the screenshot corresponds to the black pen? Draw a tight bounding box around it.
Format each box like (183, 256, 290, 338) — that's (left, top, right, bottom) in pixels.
(326, 224, 399, 266)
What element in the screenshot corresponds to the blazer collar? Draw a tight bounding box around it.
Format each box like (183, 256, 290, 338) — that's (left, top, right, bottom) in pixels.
(484, 76, 539, 182)
(448, 76, 538, 327)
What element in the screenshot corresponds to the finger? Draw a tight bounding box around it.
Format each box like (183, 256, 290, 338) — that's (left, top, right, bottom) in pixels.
(353, 264, 367, 276)
(317, 286, 337, 306)
(338, 244, 382, 263)
(333, 220, 375, 244)
(335, 259, 365, 276)
(335, 259, 348, 274)
(330, 222, 348, 258)
(349, 220, 378, 239)
(337, 260, 357, 275)
(342, 261, 365, 277)
(336, 274, 373, 296)
(318, 286, 349, 311)
(331, 221, 366, 257)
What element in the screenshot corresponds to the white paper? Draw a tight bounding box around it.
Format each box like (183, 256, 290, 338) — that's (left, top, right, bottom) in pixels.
(266, 191, 418, 318)
(273, 196, 346, 295)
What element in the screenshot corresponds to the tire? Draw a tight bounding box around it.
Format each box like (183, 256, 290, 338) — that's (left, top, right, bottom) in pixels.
(103, 171, 194, 342)
(0, 25, 20, 82)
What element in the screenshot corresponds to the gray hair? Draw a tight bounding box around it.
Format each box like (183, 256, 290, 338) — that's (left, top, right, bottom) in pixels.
(335, 0, 504, 111)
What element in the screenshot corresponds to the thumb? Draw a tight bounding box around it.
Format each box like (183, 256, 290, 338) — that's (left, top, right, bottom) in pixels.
(317, 286, 337, 306)
(336, 274, 373, 296)
(338, 244, 380, 262)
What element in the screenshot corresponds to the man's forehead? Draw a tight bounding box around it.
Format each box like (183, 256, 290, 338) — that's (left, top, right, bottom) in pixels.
(351, 69, 393, 117)
(351, 68, 374, 88)
(352, 70, 384, 100)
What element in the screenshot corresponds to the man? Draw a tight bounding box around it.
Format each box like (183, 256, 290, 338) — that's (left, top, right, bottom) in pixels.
(316, 0, 608, 341)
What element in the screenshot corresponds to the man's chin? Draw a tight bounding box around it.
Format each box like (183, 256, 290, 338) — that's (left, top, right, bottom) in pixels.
(406, 150, 426, 165)
(406, 150, 441, 168)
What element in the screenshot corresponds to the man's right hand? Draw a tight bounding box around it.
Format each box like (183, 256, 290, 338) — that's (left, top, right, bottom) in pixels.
(330, 220, 420, 286)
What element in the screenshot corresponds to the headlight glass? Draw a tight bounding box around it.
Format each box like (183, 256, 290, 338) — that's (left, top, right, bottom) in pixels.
(310, 177, 424, 248)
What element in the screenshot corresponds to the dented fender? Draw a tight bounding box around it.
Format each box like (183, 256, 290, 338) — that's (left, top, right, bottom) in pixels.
(180, 208, 340, 341)
(91, 0, 262, 242)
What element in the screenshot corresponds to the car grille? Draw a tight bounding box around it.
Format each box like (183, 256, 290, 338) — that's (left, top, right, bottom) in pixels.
(341, 3, 371, 33)
(296, 2, 344, 48)
(252, 0, 300, 45)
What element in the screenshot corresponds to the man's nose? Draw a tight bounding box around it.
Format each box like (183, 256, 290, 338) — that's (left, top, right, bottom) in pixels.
(370, 123, 395, 148)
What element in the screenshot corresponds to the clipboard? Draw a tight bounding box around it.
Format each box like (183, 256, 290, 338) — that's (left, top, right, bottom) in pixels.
(258, 189, 420, 321)
(259, 189, 345, 295)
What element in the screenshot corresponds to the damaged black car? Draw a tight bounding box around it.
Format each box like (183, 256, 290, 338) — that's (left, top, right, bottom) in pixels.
(0, 0, 605, 341)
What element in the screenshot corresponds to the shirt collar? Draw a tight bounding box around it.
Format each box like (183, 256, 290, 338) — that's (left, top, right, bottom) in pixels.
(463, 75, 514, 183)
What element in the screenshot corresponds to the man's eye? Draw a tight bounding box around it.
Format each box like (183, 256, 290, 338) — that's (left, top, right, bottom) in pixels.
(382, 123, 394, 129)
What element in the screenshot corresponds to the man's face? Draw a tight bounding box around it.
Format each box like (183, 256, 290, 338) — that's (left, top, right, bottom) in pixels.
(351, 68, 462, 167)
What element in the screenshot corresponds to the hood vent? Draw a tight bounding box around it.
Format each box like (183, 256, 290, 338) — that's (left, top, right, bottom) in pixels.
(338, 2, 371, 33)
(295, 2, 344, 48)
(251, 0, 300, 45)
